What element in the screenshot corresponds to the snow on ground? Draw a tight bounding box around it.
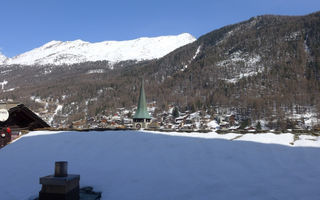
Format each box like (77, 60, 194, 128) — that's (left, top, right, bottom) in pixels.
(192, 46, 201, 60)
(204, 120, 220, 129)
(1, 130, 320, 200)
(304, 39, 311, 54)
(225, 70, 262, 83)
(0, 52, 7, 63)
(0, 69, 12, 74)
(284, 31, 300, 41)
(48, 105, 63, 125)
(290, 111, 319, 127)
(87, 69, 105, 74)
(295, 134, 320, 147)
(144, 130, 242, 140)
(216, 51, 263, 83)
(181, 45, 202, 72)
(3, 87, 16, 92)
(0, 80, 8, 89)
(236, 133, 294, 146)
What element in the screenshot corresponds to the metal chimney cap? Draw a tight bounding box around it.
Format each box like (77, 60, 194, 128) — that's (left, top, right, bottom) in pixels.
(54, 161, 68, 177)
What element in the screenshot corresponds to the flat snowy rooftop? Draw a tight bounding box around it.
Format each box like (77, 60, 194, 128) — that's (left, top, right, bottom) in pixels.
(0, 130, 320, 200)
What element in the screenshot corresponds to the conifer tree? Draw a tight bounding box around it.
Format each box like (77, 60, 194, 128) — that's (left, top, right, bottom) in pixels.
(256, 121, 262, 131)
(172, 107, 179, 118)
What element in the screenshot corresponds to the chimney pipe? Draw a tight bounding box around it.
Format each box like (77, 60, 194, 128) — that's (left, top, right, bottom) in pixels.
(54, 161, 68, 177)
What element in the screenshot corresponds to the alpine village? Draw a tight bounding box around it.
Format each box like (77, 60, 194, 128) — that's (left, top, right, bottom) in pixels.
(2, 2, 320, 200)
(2, 12, 320, 148)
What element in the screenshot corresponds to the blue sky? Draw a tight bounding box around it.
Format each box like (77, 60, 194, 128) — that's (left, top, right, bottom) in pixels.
(0, 0, 319, 57)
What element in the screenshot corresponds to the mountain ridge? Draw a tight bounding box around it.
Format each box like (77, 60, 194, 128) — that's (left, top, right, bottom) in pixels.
(0, 33, 196, 66)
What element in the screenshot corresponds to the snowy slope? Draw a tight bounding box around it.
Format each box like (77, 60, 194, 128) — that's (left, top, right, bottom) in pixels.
(0, 52, 7, 63)
(1, 33, 196, 66)
(1, 130, 320, 200)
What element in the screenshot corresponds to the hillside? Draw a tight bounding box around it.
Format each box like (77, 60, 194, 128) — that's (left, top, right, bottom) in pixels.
(135, 12, 320, 117)
(1, 12, 320, 127)
(1, 130, 320, 199)
(116, 11, 320, 124)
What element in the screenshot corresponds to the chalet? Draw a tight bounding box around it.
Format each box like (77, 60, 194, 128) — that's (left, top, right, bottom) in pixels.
(0, 103, 50, 148)
(0, 103, 49, 130)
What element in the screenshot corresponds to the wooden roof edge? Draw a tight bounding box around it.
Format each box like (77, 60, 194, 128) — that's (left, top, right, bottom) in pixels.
(9, 104, 50, 128)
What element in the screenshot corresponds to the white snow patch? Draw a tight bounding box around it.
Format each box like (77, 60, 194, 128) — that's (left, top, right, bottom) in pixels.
(0, 69, 12, 74)
(207, 120, 220, 129)
(192, 45, 201, 60)
(0, 52, 7, 63)
(43, 68, 52, 75)
(285, 31, 300, 41)
(180, 65, 188, 72)
(236, 133, 294, 146)
(217, 51, 263, 83)
(181, 45, 201, 71)
(3, 88, 15, 92)
(48, 105, 63, 125)
(0, 80, 8, 89)
(304, 40, 310, 54)
(295, 135, 320, 147)
(289, 111, 320, 127)
(35, 98, 42, 103)
(97, 89, 104, 95)
(217, 51, 261, 66)
(143, 130, 241, 140)
(87, 69, 105, 74)
(226, 71, 261, 83)
(32, 97, 46, 104)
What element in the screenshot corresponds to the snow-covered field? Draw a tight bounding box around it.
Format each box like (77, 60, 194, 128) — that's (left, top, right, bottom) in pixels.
(1, 130, 320, 200)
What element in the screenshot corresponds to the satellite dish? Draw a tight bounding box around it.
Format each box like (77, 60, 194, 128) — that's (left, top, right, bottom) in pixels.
(0, 109, 9, 122)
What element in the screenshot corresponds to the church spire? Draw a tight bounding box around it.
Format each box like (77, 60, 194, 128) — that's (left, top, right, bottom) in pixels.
(133, 79, 151, 119)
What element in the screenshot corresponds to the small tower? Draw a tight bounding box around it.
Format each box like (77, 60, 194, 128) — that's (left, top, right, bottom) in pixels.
(133, 79, 151, 129)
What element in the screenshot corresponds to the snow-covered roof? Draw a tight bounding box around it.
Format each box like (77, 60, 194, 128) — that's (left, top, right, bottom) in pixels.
(1, 130, 320, 199)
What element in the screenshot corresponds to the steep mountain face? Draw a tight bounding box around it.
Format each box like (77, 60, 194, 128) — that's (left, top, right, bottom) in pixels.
(0, 33, 196, 66)
(1, 12, 320, 127)
(141, 14, 319, 84)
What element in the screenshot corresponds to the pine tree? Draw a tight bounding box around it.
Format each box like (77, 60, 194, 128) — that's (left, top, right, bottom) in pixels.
(240, 119, 250, 129)
(256, 121, 262, 131)
(172, 107, 179, 118)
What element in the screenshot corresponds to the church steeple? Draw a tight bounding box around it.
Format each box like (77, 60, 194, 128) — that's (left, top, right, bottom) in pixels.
(133, 79, 151, 129)
(133, 79, 151, 119)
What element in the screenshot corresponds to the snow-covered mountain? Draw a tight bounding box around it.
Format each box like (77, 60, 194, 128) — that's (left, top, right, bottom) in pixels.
(0, 33, 196, 66)
(0, 53, 6, 63)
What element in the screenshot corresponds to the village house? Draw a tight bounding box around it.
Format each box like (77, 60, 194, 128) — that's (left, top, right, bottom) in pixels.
(0, 102, 50, 148)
